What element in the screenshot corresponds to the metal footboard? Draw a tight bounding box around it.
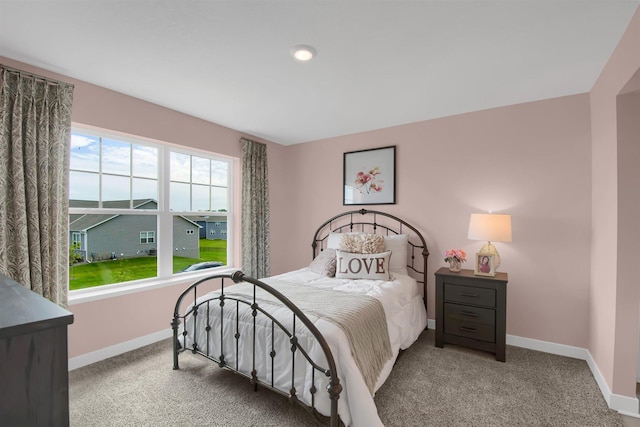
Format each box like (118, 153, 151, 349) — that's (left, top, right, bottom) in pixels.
(171, 270, 342, 427)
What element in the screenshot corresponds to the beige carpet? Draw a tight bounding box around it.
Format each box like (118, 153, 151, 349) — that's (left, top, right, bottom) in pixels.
(69, 330, 624, 426)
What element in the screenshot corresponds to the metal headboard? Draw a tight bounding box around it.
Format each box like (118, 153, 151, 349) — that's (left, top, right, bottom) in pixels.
(311, 209, 429, 314)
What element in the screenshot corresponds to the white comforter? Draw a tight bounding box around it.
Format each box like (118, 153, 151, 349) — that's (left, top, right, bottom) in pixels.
(185, 268, 427, 426)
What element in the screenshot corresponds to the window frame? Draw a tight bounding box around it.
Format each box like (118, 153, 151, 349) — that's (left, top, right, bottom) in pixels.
(140, 231, 155, 244)
(68, 127, 235, 303)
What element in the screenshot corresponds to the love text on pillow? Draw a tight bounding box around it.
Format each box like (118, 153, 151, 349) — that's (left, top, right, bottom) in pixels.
(335, 250, 391, 280)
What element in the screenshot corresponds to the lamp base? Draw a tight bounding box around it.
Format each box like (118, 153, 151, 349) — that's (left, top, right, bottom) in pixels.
(479, 242, 501, 270)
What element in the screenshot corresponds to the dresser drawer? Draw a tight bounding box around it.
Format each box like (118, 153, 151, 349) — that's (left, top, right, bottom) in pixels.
(444, 284, 496, 308)
(444, 303, 495, 326)
(444, 318, 495, 343)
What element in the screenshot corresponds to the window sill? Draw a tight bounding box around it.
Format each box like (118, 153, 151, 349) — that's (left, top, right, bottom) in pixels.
(68, 266, 240, 305)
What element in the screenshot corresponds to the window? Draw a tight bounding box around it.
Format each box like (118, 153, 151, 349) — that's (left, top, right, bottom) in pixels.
(71, 232, 81, 245)
(69, 129, 232, 292)
(140, 231, 155, 244)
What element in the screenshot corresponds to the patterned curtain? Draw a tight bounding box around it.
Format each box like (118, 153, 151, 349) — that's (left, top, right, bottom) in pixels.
(241, 138, 270, 278)
(0, 65, 74, 307)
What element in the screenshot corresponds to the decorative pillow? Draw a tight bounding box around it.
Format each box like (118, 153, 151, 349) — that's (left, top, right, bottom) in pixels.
(335, 250, 391, 280)
(327, 232, 362, 249)
(339, 234, 361, 253)
(339, 233, 385, 254)
(384, 234, 408, 275)
(360, 233, 385, 254)
(309, 249, 337, 277)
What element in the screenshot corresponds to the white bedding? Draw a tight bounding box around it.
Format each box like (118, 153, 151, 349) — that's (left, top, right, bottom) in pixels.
(183, 267, 427, 427)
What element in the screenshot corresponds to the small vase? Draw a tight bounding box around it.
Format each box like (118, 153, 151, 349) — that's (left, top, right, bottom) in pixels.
(448, 259, 462, 272)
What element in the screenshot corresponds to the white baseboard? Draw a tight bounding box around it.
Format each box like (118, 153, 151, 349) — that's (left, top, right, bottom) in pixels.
(505, 334, 589, 359)
(508, 334, 639, 416)
(427, 318, 436, 330)
(68, 328, 172, 371)
(428, 323, 639, 417)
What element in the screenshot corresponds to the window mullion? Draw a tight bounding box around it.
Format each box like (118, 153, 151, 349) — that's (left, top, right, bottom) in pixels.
(99, 137, 103, 209)
(157, 146, 173, 277)
(129, 144, 133, 209)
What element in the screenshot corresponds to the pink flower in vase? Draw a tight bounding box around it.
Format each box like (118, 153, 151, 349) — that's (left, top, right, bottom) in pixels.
(444, 249, 467, 263)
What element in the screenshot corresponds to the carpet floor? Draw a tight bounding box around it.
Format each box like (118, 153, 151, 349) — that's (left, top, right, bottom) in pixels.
(69, 329, 624, 426)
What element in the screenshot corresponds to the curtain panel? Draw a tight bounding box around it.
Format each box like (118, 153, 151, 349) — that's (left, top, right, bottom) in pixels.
(240, 138, 270, 278)
(0, 65, 74, 307)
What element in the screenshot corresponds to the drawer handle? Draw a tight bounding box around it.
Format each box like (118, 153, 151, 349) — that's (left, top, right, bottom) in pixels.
(460, 310, 478, 317)
(459, 326, 478, 333)
(459, 292, 478, 298)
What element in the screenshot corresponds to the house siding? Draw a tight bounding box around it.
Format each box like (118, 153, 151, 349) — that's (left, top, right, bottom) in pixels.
(86, 215, 158, 260)
(172, 216, 200, 259)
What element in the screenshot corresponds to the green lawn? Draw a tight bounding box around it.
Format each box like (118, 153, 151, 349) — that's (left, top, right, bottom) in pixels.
(69, 239, 227, 291)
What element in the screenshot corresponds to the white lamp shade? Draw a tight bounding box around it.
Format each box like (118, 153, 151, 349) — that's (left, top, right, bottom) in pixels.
(467, 213, 512, 242)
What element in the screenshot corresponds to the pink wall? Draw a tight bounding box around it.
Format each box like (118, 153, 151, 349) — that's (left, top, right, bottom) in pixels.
(0, 56, 285, 358)
(590, 6, 640, 398)
(616, 90, 640, 397)
(2, 16, 638, 402)
(279, 95, 593, 347)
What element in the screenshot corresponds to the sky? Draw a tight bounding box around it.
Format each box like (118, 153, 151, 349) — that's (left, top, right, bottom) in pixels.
(69, 132, 228, 211)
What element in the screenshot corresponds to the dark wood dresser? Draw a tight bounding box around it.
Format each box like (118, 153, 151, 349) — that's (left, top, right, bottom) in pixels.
(0, 273, 74, 426)
(435, 267, 508, 362)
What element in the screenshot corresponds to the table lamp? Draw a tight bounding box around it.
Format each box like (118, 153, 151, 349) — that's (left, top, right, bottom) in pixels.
(467, 213, 512, 270)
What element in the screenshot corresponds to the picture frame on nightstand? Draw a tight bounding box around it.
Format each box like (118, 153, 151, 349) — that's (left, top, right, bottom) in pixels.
(474, 252, 495, 276)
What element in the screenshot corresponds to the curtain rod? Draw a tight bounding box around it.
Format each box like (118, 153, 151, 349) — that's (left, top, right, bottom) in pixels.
(0, 63, 74, 88)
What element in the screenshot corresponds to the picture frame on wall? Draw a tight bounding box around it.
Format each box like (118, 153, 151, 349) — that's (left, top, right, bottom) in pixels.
(343, 145, 396, 205)
(474, 252, 496, 276)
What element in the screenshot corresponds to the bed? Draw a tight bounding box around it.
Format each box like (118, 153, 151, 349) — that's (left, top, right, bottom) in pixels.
(171, 209, 429, 426)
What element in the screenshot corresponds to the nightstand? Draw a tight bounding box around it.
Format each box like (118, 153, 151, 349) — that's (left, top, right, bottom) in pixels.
(435, 267, 508, 362)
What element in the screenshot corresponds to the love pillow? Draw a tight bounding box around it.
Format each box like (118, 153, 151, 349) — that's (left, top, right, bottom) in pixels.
(335, 250, 391, 281)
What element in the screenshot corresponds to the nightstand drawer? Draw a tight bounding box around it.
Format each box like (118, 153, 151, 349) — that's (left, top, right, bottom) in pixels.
(444, 318, 495, 342)
(444, 303, 495, 325)
(444, 284, 495, 308)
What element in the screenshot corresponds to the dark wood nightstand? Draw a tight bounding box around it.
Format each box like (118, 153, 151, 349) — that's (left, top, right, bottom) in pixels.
(435, 267, 508, 362)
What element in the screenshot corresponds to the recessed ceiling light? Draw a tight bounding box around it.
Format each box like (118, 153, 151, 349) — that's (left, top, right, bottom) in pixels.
(291, 45, 316, 62)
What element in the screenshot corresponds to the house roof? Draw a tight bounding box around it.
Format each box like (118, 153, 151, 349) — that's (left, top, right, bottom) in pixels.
(69, 199, 202, 232)
(70, 199, 158, 209)
(69, 214, 118, 232)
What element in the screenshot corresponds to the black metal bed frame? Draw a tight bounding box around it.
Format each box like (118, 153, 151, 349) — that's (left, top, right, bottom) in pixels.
(172, 270, 342, 426)
(312, 209, 430, 313)
(171, 209, 429, 427)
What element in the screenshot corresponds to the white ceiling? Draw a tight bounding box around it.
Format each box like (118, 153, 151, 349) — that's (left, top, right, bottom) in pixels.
(1, 1, 639, 145)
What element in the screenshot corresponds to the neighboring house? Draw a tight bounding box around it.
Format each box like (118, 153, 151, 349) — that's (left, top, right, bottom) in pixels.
(189, 215, 228, 240)
(69, 199, 201, 260)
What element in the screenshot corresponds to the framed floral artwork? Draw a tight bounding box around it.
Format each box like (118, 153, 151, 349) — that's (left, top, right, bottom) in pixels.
(474, 252, 496, 277)
(343, 146, 396, 205)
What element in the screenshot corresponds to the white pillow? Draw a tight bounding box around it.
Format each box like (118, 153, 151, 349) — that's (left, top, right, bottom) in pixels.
(308, 249, 336, 277)
(384, 234, 408, 275)
(327, 232, 362, 249)
(335, 250, 391, 280)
